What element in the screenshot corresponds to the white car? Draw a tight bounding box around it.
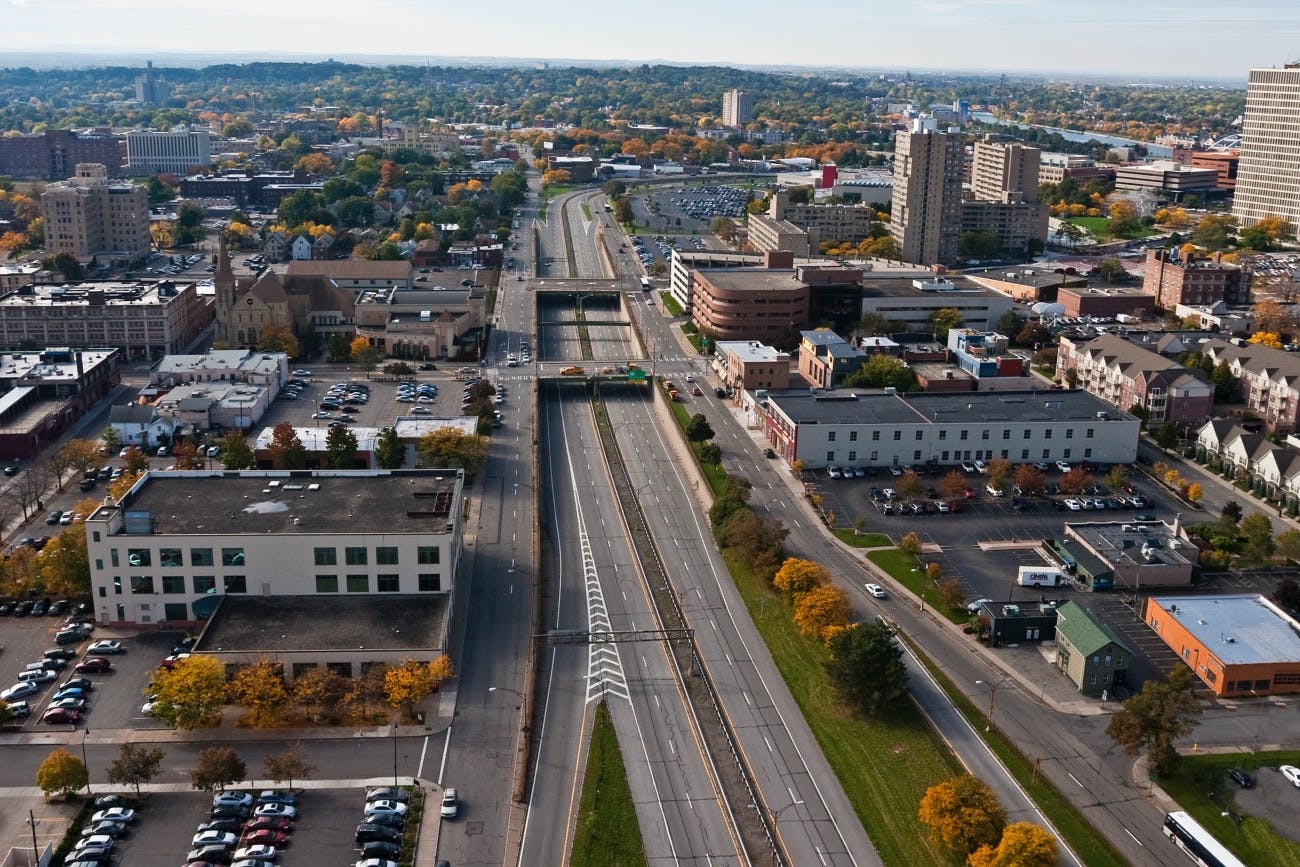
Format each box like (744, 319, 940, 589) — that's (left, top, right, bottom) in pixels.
(1281, 764, 1300, 787)
(966, 598, 994, 614)
(234, 845, 277, 860)
(364, 799, 408, 818)
(961, 462, 976, 473)
(973, 460, 988, 473)
(1056, 461, 1072, 473)
(91, 808, 136, 824)
(254, 803, 296, 819)
(986, 485, 1004, 497)
(1064, 498, 1083, 511)
(440, 787, 459, 818)
(87, 640, 122, 655)
(828, 466, 842, 479)
(882, 488, 895, 500)
(140, 695, 158, 716)
(213, 791, 253, 808)
(864, 583, 886, 599)
(192, 830, 237, 847)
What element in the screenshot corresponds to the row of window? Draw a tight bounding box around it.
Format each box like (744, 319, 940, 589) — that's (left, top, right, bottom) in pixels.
(313, 546, 441, 566)
(103, 571, 445, 596)
(826, 447, 1095, 463)
(114, 547, 242, 569)
(107, 544, 442, 571)
(828, 427, 1098, 443)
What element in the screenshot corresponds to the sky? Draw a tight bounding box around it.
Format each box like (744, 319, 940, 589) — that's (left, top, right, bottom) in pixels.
(4, 0, 1300, 81)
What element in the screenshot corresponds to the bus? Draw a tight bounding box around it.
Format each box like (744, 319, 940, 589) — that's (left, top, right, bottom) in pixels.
(639, 276, 652, 292)
(1164, 811, 1246, 867)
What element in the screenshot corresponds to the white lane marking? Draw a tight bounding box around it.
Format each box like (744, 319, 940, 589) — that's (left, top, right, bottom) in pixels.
(417, 735, 430, 779)
(436, 726, 452, 785)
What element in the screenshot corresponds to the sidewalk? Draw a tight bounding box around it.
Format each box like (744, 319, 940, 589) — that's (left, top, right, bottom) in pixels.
(0, 715, 443, 750)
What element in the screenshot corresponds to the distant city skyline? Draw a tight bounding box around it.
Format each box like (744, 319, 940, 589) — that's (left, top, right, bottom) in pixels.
(4, 0, 1299, 81)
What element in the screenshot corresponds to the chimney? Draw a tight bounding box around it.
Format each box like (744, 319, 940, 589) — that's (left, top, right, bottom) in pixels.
(75, 352, 84, 378)
(1172, 511, 1182, 538)
(763, 250, 794, 269)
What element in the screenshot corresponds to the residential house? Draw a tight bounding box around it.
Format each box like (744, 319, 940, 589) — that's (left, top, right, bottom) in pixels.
(291, 235, 313, 261)
(263, 231, 290, 262)
(1054, 601, 1132, 697)
(1202, 339, 1300, 433)
(1056, 334, 1212, 425)
(797, 330, 869, 388)
(1196, 419, 1300, 503)
(109, 403, 180, 447)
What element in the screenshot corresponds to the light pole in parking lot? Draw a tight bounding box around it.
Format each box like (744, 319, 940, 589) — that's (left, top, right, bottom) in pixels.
(81, 728, 91, 795)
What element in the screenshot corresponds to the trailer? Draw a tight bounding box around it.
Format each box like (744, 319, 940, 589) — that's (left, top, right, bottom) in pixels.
(1017, 566, 1064, 588)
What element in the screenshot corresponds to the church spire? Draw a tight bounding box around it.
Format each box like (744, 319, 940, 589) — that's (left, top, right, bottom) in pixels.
(214, 230, 236, 344)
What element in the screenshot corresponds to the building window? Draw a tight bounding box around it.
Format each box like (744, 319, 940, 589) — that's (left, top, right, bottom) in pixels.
(1066, 429, 1074, 439)
(1042, 449, 1050, 459)
(130, 575, 154, 594)
(1085, 448, 1093, 458)
(1023, 429, 1031, 439)
(1002, 429, 1010, 440)
(1063, 448, 1072, 459)
(960, 430, 968, 441)
(160, 548, 183, 567)
(315, 575, 338, 593)
(871, 431, 880, 441)
(314, 547, 337, 566)
(191, 548, 213, 567)
(981, 430, 989, 440)
(1086, 428, 1095, 439)
(914, 450, 922, 461)
(417, 546, 440, 565)
(1045, 429, 1052, 439)
(223, 575, 247, 593)
(1021, 449, 1029, 460)
(345, 546, 367, 566)
(193, 576, 215, 594)
(418, 573, 442, 592)
(890, 430, 900, 441)
(849, 431, 857, 442)
(346, 574, 369, 593)
(377, 574, 400, 593)
(162, 575, 185, 594)
(113, 577, 122, 595)
(221, 548, 245, 567)
(939, 430, 947, 440)
(92, 531, 100, 543)
(848, 451, 857, 462)
(826, 450, 835, 462)
(163, 603, 188, 622)
(376, 547, 399, 566)
(941, 451, 949, 461)
(127, 548, 151, 567)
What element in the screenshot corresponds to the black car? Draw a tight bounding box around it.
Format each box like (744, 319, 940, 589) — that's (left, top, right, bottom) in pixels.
(186, 845, 233, 864)
(1227, 767, 1254, 789)
(3, 464, 18, 476)
(30, 599, 48, 616)
(45, 648, 78, 661)
(419, 363, 436, 371)
(48, 599, 68, 616)
(355, 823, 401, 843)
(0, 602, 12, 616)
(92, 794, 133, 810)
(361, 841, 402, 859)
(209, 805, 251, 820)
(197, 817, 242, 833)
(363, 811, 405, 829)
(14, 600, 32, 617)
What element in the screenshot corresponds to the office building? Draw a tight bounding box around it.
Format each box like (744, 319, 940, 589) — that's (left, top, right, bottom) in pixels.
(1188, 150, 1239, 191)
(713, 341, 790, 392)
(0, 279, 211, 360)
(860, 275, 1013, 333)
(84, 469, 464, 627)
(1142, 248, 1247, 308)
(1234, 65, 1300, 234)
(0, 129, 125, 180)
(758, 388, 1139, 469)
(1145, 595, 1300, 697)
(134, 61, 168, 106)
(971, 137, 1041, 205)
(889, 119, 964, 265)
(1113, 162, 1219, 197)
(125, 127, 211, 176)
(1037, 153, 1115, 187)
(721, 89, 754, 128)
(40, 163, 151, 262)
(0, 348, 121, 460)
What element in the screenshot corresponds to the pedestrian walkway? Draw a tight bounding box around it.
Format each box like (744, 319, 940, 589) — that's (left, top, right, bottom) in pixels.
(0, 718, 444, 750)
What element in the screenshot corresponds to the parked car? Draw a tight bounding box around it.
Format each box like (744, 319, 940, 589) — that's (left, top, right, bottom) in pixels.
(1280, 764, 1300, 787)
(1227, 767, 1254, 789)
(256, 790, 296, 805)
(186, 845, 234, 865)
(364, 787, 410, 803)
(355, 824, 401, 844)
(42, 707, 83, 725)
(197, 818, 243, 833)
(213, 792, 254, 808)
(243, 830, 289, 848)
(254, 803, 296, 819)
(359, 841, 401, 860)
(86, 640, 122, 655)
(232, 845, 277, 861)
(440, 788, 459, 818)
(243, 817, 293, 834)
(74, 657, 112, 673)
(90, 808, 136, 824)
(192, 830, 237, 848)
(864, 583, 886, 598)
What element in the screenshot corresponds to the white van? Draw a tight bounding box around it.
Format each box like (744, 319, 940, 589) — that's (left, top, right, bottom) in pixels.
(1017, 566, 1064, 587)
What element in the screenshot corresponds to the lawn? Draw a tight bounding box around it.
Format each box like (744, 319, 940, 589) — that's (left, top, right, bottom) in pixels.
(1064, 215, 1158, 241)
(664, 392, 727, 494)
(541, 183, 575, 201)
(1159, 752, 1300, 867)
(867, 549, 969, 625)
(581, 202, 592, 220)
(725, 551, 962, 867)
(832, 529, 894, 548)
(570, 702, 648, 867)
(660, 292, 683, 317)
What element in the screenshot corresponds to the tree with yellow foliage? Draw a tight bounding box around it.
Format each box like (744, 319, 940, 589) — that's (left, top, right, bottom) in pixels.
(257, 324, 300, 358)
(0, 231, 26, 250)
(229, 659, 290, 727)
(152, 654, 227, 729)
(793, 585, 851, 641)
(295, 152, 335, 176)
(37, 528, 89, 598)
(350, 335, 371, 358)
(1249, 332, 1283, 349)
(383, 657, 454, 717)
(772, 557, 829, 602)
(917, 775, 1006, 857)
(967, 822, 1059, 867)
(541, 169, 572, 187)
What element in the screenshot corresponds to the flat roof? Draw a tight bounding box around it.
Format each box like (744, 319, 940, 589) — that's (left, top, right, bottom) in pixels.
(153, 349, 285, 379)
(861, 275, 997, 299)
(698, 269, 810, 294)
(0, 349, 117, 382)
(393, 416, 477, 439)
(767, 388, 1133, 427)
(717, 340, 785, 363)
(110, 469, 461, 536)
(198, 594, 447, 653)
(254, 425, 382, 453)
(0, 281, 193, 307)
(1150, 594, 1300, 666)
(1067, 520, 1194, 567)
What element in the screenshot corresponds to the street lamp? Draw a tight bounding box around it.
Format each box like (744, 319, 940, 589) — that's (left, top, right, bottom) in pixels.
(81, 729, 91, 795)
(975, 677, 1012, 732)
(488, 685, 525, 706)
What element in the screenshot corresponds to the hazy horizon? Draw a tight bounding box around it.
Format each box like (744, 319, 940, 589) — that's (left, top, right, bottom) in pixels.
(2, 0, 1296, 82)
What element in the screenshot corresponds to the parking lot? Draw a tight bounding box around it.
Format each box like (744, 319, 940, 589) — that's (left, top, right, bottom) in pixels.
(0, 614, 187, 731)
(255, 370, 468, 436)
(106, 787, 372, 866)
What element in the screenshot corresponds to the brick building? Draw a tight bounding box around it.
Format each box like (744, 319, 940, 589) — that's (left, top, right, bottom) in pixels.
(1057, 287, 1156, 319)
(1056, 334, 1213, 425)
(1142, 248, 1247, 308)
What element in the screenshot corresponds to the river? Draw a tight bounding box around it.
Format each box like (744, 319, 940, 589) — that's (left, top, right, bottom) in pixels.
(969, 111, 1174, 158)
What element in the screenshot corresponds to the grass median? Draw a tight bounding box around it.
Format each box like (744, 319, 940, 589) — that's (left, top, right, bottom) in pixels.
(832, 529, 893, 548)
(570, 701, 648, 867)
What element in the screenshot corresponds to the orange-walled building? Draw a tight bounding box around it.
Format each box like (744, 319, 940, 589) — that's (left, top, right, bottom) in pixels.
(1145, 594, 1300, 697)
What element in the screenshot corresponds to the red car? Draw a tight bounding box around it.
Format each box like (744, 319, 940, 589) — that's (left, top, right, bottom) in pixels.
(74, 657, 112, 673)
(243, 829, 289, 847)
(244, 817, 293, 834)
(42, 707, 82, 725)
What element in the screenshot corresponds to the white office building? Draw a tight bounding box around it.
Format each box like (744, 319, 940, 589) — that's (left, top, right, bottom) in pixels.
(125, 127, 212, 175)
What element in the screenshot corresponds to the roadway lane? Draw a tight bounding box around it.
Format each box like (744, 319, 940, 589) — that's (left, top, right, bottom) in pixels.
(602, 387, 876, 867)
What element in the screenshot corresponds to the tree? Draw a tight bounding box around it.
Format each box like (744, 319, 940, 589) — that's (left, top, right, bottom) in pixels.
(1250, 332, 1284, 349)
(1253, 300, 1297, 334)
(929, 307, 965, 341)
(123, 445, 150, 475)
(1059, 467, 1090, 495)
(106, 743, 165, 795)
(36, 748, 88, 800)
(841, 354, 917, 391)
(825, 622, 909, 717)
(896, 469, 925, 502)
(416, 428, 489, 475)
(985, 458, 1012, 491)
(172, 440, 204, 470)
(1240, 512, 1276, 562)
(101, 426, 121, 452)
(355, 345, 384, 371)
(1193, 214, 1235, 251)
(37, 528, 90, 597)
(541, 169, 572, 187)
(793, 585, 851, 641)
(256, 324, 300, 358)
(1106, 666, 1201, 776)
(294, 152, 334, 176)
(958, 230, 1001, 260)
(383, 656, 454, 717)
(1277, 533, 1300, 567)
(267, 421, 307, 470)
(1106, 200, 1139, 237)
(685, 413, 714, 443)
(940, 470, 970, 500)
(220, 430, 255, 469)
(153, 654, 227, 729)
(191, 746, 246, 793)
(1210, 360, 1240, 403)
(325, 425, 359, 470)
(58, 439, 102, 480)
(228, 659, 290, 728)
(898, 532, 923, 556)
(918, 774, 1006, 857)
(1013, 464, 1046, 496)
(1095, 257, 1128, 283)
(967, 822, 1059, 867)
(291, 666, 350, 722)
(861, 235, 900, 260)
(264, 743, 316, 792)
(42, 252, 85, 281)
(1106, 465, 1130, 491)
(1184, 483, 1203, 504)
(375, 427, 405, 470)
(773, 557, 829, 601)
